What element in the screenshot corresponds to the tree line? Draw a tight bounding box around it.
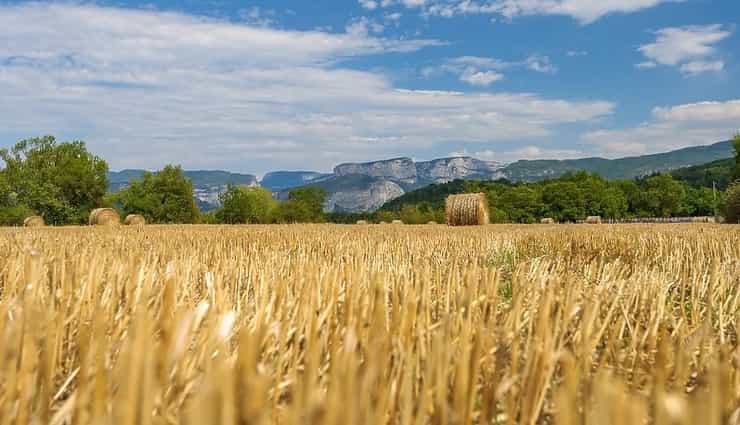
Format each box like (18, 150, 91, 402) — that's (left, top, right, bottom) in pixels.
(0, 136, 327, 226)
(1, 135, 740, 225)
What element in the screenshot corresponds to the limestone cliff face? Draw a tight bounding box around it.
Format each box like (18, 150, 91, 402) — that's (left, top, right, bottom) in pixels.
(321, 156, 506, 212)
(323, 180, 405, 213)
(416, 157, 503, 183)
(334, 158, 417, 183)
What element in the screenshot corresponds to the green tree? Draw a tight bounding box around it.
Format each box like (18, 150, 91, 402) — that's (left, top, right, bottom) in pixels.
(733, 133, 740, 181)
(541, 181, 585, 222)
(375, 210, 396, 223)
(640, 174, 687, 217)
(113, 165, 200, 224)
(499, 185, 543, 223)
(215, 186, 276, 224)
(0, 136, 109, 224)
(274, 187, 327, 223)
(724, 181, 740, 224)
(684, 186, 718, 217)
(399, 205, 426, 224)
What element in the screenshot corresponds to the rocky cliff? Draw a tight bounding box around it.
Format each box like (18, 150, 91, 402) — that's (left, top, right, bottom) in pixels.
(416, 157, 504, 184)
(334, 158, 418, 184)
(324, 180, 405, 213)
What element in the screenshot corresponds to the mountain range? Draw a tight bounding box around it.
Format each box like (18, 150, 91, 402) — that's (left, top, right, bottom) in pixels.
(108, 140, 734, 212)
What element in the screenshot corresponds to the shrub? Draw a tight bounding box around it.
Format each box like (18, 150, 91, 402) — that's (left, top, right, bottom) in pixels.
(724, 181, 740, 224)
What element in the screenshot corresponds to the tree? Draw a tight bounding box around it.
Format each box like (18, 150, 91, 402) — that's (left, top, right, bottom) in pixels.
(114, 165, 200, 223)
(375, 210, 396, 223)
(733, 133, 740, 181)
(541, 181, 585, 222)
(724, 181, 740, 224)
(274, 187, 327, 223)
(399, 205, 427, 224)
(0, 136, 109, 224)
(215, 186, 276, 224)
(499, 185, 543, 223)
(640, 174, 687, 217)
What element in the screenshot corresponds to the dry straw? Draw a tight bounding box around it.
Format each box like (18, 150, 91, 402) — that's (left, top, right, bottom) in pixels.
(391, 219, 403, 225)
(124, 214, 146, 226)
(89, 208, 120, 226)
(586, 215, 602, 224)
(445, 193, 489, 226)
(23, 216, 44, 227)
(355, 220, 368, 225)
(0, 225, 739, 424)
(541, 217, 555, 224)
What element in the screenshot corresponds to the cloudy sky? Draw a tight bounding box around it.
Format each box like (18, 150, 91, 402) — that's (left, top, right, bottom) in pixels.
(1, 0, 738, 174)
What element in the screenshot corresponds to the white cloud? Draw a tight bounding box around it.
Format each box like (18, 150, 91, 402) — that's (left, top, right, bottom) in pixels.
(364, 0, 681, 24)
(582, 99, 740, 156)
(0, 3, 613, 173)
(525, 55, 558, 74)
(652, 100, 740, 122)
(460, 70, 504, 86)
(346, 17, 385, 36)
(359, 0, 379, 10)
(567, 50, 588, 57)
(450, 146, 584, 161)
(635, 61, 657, 69)
(637, 25, 731, 76)
(679, 60, 724, 76)
(238, 6, 276, 27)
(428, 54, 556, 86)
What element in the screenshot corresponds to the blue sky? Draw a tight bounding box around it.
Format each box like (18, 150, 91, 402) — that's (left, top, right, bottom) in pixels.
(0, 0, 738, 174)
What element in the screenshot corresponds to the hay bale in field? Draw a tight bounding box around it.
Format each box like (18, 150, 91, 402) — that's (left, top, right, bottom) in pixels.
(89, 208, 120, 226)
(23, 216, 44, 227)
(541, 217, 555, 224)
(392, 219, 404, 225)
(585, 216, 602, 224)
(427, 221, 437, 225)
(445, 193, 489, 226)
(379, 221, 389, 225)
(124, 214, 146, 226)
(356, 220, 368, 225)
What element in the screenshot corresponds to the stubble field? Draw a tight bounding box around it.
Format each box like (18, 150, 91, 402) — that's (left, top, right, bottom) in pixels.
(1, 224, 740, 424)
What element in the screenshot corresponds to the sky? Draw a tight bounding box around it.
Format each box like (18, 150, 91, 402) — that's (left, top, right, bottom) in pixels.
(0, 0, 739, 175)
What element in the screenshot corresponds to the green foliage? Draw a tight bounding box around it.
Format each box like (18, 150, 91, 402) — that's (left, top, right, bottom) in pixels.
(724, 181, 740, 224)
(375, 210, 397, 223)
(378, 171, 719, 223)
(641, 174, 687, 217)
(733, 133, 740, 181)
(113, 165, 200, 224)
(274, 187, 327, 223)
(671, 158, 734, 190)
(0, 136, 109, 224)
(199, 211, 219, 225)
(0, 205, 36, 226)
(215, 186, 276, 224)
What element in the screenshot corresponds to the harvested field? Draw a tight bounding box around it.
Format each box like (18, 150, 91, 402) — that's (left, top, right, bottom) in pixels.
(1, 224, 739, 424)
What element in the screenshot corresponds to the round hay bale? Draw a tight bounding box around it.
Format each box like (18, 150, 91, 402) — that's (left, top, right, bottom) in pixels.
(445, 193, 489, 226)
(89, 208, 120, 226)
(540, 217, 555, 224)
(356, 220, 368, 225)
(585, 216, 602, 225)
(23, 216, 45, 227)
(427, 221, 437, 225)
(391, 219, 404, 225)
(124, 214, 146, 226)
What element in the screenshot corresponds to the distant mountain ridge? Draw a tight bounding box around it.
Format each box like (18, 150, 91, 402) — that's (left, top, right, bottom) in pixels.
(108, 140, 734, 212)
(502, 141, 734, 181)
